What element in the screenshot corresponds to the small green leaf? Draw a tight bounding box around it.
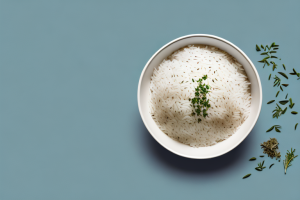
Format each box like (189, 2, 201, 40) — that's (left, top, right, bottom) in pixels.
(278, 72, 288, 79)
(275, 127, 281, 132)
(295, 123, 298, 130)
(282, 84, 289, 87)
(256, 45, 261, 51)
(271, 56, 278, 59)
(249, 157, 256, 161)
(269, 74, 271, 80)
(282, 64, 286, 70)
(261, 52, 268, 55)
(282, 107, 287, 114)
(266, 126, 275, 132)
(291, 111, 298, 115)
(243, 174, 251, 179)
(269, 164, 274, 169)
(267, 100, 275, 104)
(269, 51, 277, 54)
(280, 86, 283, 91)
(276, 91, 280, 97)
(279, 100, 289, 105)
(285, 93, 288, 99)
(260, 155, 264, 157)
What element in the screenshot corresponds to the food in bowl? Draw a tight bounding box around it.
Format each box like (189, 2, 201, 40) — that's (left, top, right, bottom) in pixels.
(149, 45, 251, 147)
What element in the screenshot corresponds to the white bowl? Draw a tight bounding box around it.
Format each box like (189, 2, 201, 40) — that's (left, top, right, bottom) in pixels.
(137, 34, 262, 159)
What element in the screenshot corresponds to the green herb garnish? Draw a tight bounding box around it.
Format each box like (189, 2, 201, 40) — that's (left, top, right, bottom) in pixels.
(279, 100, 288, 105)
(282, 64, 286, 70)
(266, 125, 281, 132)
(269, 164, 274, 169)
(249, 157, 256, 161)
(189, 75, 211, 122)
(276, 91, 280, 97)
(255, 161, 266, 171)
(282, 84, 288, 87)
(281, 107, 287, 115)
(261, 138, 281, 160)
(260, 155, 264, 157)
(295, 123, 298, 130)
(289, 68, 300, 80)
(291, 111, 298, 115)
(289, 98, 295, 108)
(267, 100, 275, 104)
(278, 72, 288, 79)
(256, 45, 261, 51)
(243, 174, 251, 179)
(280, 86, 283, 91)
(285, 94, 288, 99)
(273, 76, 281, 87)
(283, 148, 298, 174)
(273, 104, 283, 118)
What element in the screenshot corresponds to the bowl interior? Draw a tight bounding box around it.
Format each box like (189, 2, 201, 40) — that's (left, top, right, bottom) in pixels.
(138, 35, 262, 159)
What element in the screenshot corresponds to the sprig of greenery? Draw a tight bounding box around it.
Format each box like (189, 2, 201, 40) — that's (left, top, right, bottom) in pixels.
(189, 75, 211, 122)
(255, 161, 266, 171)
(272, 103, 284, 118)
(283, 148, 298, 174)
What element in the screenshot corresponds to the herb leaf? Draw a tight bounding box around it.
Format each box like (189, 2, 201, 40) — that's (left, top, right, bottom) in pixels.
(243, 174, 251, 179)
(266, 126, 275, 132)
(256, 45, 261, 51)
(249, 157, 256, 161)
(267, 100, 275, 104)
(278, 72, 288, 79)
(279, 100, 289, 105)
(295, 123, 298, 130)
(291, 111, 298, 115)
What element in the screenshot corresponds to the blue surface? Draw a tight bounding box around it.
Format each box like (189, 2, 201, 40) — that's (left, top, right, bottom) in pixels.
(1, 1, 300, 199)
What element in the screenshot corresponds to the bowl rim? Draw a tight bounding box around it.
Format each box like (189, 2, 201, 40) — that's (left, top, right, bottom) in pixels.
(137, 34, 262, 159)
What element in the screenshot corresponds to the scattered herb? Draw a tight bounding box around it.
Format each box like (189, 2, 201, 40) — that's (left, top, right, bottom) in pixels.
(276, 91, 280, 97)
(267, 100, 275, 104)
(278, 72, 288, 79)
(289, 98, 295, 108)
(280, 86, 283, 91)
(282, 64, 286, 70)
(295, 123, 298, 130)
(282, 84, 288, 87)
(275, 127, 281, 132)
(268, 74, 271, 80)
(260, 155, 264, 157)
(256, 45, 261, 51)
(291, 111, 298, 115)
(279, 100, 289, 105)
(243, 174, 251, 179)
(266, 126, 275, 132)
(273, 104, 283, 118)
(273, 76, 281, 87)
(266, 125, 281, 132)
(255, 161, 266, 171)
(285, 93, 288, 99)
(283, 148, 298, 174)
(269, 164, 274, 169)
(261, 45, 264, 49)
(249, 157, 256, 161)
(289, 68, 300, 80)
(261, 138, 281, 160)
(282, 107, 287, 115)
(189, 75, 211, 122)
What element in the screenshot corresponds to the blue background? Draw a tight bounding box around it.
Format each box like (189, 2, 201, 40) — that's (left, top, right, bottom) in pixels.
(1, 1, 300, 199)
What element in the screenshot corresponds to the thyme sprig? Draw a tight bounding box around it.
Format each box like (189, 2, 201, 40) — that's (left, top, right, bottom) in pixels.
(283, 148, 298, 174)
(189, 75, 211, 122)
